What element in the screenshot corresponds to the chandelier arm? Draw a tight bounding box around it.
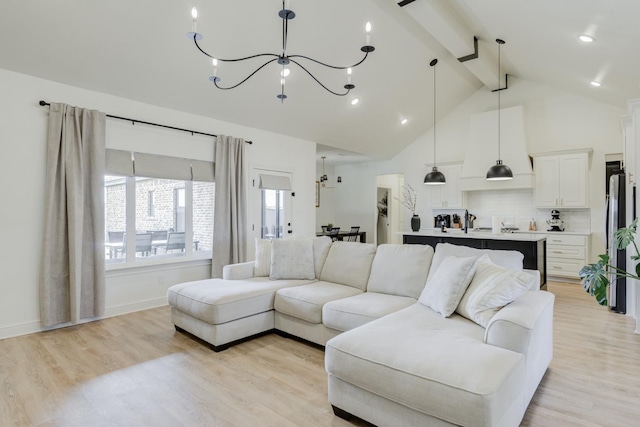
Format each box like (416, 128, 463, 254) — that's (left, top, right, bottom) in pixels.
(288, 51, 370, 70)
(214, 58, 280, 90)
(193, 36, 279, 62)
(289, 59, 351, 96)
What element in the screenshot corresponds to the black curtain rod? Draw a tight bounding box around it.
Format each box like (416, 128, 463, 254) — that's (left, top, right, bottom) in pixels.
(38, 100, 252, 144)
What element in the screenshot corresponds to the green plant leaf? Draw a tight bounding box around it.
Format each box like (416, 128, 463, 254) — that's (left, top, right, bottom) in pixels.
(579, 256, 609, 306)
(615, 218, 638, 250)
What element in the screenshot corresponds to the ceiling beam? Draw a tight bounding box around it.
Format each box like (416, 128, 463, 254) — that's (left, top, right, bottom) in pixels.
(397, 0, 506, 90)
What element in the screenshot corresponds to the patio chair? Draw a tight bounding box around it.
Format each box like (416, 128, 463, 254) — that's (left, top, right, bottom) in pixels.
(166, 232, 186, 253)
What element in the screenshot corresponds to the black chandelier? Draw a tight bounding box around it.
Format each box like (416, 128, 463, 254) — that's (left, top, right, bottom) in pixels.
(187, 1, 375, 101)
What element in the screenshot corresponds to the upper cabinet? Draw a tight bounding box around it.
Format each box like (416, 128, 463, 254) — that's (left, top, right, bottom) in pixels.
(533, 150, 590, 208)
(426, 163, 463, 208)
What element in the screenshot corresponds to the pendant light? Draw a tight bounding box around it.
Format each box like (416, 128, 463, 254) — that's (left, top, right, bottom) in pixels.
(486, 39, 513, 181)
(424, 59, 446, 185)
(320, 156, 328, 187)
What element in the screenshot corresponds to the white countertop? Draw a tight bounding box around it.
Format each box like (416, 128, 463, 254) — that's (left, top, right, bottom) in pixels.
(403, 229, 547, 242)
(512, 230, 591, 236)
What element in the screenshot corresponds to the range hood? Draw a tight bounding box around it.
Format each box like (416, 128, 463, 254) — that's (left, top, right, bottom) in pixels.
(460, 105, 534, 191)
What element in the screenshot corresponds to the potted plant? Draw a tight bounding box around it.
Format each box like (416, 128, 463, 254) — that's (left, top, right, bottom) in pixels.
(579, 218, 640, 305)
(396, 184, 420, 232)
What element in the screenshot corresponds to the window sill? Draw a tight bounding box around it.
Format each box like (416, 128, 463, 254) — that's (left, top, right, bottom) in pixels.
(106, 253, 212, 276)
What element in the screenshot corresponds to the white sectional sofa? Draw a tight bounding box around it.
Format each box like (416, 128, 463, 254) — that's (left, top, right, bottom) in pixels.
(167, 238, 554, 427)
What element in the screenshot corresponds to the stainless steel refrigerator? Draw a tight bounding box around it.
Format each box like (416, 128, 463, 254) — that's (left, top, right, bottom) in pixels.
(606, 173, 626, 314)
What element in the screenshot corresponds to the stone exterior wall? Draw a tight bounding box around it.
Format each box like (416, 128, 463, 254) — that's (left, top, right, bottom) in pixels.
(105, 178, 214, 252)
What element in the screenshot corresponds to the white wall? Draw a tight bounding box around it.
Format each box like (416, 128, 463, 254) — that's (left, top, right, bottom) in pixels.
(0, 68, 316, 339)
(333, 76, 624, 261)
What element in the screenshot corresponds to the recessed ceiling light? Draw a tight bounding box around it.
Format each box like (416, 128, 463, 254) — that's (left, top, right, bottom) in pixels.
(351, 98, 359, 105)
(400, 118, 408, 125)
(590, 80, 602, 87)
(579, 35, 594, 43)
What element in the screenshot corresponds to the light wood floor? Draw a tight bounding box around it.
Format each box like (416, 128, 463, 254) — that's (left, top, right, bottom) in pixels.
(1, 282, 639, 426)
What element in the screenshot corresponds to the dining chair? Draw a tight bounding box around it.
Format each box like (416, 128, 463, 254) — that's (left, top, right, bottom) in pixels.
(329, 227, 341, 241)
(346, 226, 360, 242)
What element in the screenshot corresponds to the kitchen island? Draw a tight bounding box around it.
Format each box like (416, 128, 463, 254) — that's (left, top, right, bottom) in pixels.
(403, 229, 547, 287)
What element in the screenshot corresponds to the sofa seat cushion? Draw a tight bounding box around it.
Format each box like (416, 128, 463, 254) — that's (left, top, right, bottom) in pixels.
(323, 292, 416, 332)
(167, 277, 312, 325)
(274, 281, 362, 324)
(325, 304, 526, 427)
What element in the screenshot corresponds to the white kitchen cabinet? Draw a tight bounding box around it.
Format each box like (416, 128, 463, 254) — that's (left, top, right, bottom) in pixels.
(426, 163, 463, 208)
(545, 233, 590, 280)
(533, 151, 590, 208)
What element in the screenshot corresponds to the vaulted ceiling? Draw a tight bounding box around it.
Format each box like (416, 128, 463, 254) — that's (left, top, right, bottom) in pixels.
(1, 0, 638, 163)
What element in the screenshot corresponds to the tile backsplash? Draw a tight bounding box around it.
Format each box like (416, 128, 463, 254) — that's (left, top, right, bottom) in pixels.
(433, 189, 591, 232)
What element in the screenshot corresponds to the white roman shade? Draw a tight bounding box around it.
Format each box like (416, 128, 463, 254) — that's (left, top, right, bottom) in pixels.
(105, 149, 214, 182)
(259, 174, 292, 191)
(105, 149, 134, 176)
(191, 159, 215, 182)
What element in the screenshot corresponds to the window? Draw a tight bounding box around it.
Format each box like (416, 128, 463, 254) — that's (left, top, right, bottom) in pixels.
(104, 150, 215, 267)
(261, 189, 285, 239)
(254, 171, 292, 240)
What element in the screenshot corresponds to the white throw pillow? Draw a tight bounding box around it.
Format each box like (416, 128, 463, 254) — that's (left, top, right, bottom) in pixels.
(427, 243, 523, 283)
(254, 238, 272, 277)
(270, 238, 315, 280)
(418, 255, 477, 317)
(456, 255, 536, 327)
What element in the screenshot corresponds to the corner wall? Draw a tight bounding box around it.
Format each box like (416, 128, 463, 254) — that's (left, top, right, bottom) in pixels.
(0, 68, 316, 339)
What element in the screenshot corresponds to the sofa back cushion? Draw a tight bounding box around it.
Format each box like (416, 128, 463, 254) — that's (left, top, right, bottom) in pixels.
(313, 236, 333, 278)
(270, 238, 316, 280)
(427, 243, 523, 283)
(366, 244, 434, 299)
(254, 238, 272, 277)
(320, 241, 377, 290)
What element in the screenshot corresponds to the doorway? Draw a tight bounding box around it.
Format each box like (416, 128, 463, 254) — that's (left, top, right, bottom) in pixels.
(375, 174, 404, 245)
(251, 169, 293, 243)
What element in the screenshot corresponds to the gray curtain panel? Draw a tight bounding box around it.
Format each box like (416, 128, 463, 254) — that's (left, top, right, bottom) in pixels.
(211, 135, 247, 278)
(40, 103, 106, 327)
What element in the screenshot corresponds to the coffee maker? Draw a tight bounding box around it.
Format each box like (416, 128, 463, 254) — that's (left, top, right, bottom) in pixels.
(434, 214, 451, 229)
(546, 210, 564, 232)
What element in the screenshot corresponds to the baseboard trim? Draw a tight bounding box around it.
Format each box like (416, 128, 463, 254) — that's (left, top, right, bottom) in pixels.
(103, 297, 167, 318)
(0, 298, 168, 340)
(0, 320, 43, 340)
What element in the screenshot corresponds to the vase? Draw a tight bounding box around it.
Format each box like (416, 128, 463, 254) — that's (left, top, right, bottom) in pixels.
(411, 214, 421, 232)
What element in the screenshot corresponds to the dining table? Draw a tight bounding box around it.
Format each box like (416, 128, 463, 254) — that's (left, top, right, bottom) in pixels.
(316, 230, 366, 243)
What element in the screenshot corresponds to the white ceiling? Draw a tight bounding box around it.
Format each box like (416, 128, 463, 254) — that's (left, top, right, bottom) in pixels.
(1, 0, 638, 165)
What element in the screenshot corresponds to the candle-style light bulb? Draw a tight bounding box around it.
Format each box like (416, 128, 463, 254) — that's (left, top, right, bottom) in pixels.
(212, 58, 218, 76)
(347, 67, 352, 85)
(191, 7, 198, 33)
(281, 78, 286, 86)
(365, 21, 372, 45)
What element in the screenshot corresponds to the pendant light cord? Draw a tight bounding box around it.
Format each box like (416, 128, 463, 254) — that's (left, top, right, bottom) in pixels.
(497, 39, 502, 160)
(433, 62, 437, 165)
